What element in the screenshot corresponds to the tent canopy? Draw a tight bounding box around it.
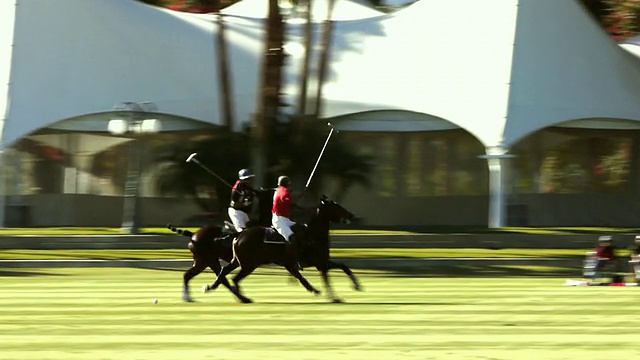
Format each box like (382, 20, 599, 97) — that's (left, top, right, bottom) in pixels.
(0, 0, 265, 150)
(316, 0, 640, 149)
(222, 0, 385, 22)
(4, 0, 640, 153)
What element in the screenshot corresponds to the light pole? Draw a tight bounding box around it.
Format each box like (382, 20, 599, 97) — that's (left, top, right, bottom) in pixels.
(108, 102, 161, 234)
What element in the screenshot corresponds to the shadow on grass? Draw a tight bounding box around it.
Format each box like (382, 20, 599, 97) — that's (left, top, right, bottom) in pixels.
(333, 225, 640, 235)
(0, 270, 65, 277)
(145, 263, 582, 278)
(259, 301, 460, 306)
(365, 265, 578, 278)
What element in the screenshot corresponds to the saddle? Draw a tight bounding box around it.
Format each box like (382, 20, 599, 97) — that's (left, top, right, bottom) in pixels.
(263, 228, 287, 244)
(224, 221, 286, 244)
(262, 225, 309, 245)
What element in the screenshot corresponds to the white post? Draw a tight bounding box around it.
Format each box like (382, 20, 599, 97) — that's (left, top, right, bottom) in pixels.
(110, 102, 159, 234)
(0, 149, 5, 227)
(480, 147, 514, 229)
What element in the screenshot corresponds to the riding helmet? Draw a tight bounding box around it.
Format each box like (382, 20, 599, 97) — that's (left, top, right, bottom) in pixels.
(598, 235, 612, 243)
(238, 168, 255, 180)
(277, 175, 290, 186)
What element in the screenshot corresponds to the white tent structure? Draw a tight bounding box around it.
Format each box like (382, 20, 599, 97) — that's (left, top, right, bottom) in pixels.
(0, 0, 266, 151)
(620, 35, 640, 58)
(0, 0, 267, 226)
(322, 0, 640, 146)
(222, 0, 385, 22)
(3, 0, 640, 227)
(314, 0, 640, 226)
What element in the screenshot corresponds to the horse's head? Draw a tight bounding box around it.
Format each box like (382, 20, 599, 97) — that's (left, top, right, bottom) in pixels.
(318, 195, 355, 224)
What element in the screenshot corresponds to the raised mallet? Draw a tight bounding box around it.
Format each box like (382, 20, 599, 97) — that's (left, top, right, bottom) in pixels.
(305, 122, 339, 190)
(186, 152, 233, 188)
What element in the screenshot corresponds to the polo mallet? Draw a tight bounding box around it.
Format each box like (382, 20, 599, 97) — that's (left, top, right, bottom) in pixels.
(186, 153, 233, 188)
(304, 122, 338, 190)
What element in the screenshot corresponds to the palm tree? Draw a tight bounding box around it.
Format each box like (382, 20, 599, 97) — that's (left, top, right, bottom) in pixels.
(153, 121, 373, 213)
(216, 11, 235, 129)
(149, 0, 374, 214)
(154, 131, 250, 213)
(312, 0, 336, 119)
(268, 120, 374, 201)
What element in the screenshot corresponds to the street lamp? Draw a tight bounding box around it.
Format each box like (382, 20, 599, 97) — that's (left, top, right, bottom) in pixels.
(108, 102, 161, 234)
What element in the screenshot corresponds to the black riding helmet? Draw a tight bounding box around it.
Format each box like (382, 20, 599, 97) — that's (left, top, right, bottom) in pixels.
(238, 168, 255, 180)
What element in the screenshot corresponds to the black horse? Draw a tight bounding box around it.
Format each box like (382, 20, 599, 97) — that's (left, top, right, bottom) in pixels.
(203, 195, 362, 303)
(168, 189, 274, 302)
(167, 224, 234, 302)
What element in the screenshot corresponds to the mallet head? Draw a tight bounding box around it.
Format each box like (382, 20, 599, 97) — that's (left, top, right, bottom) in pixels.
(186, 153, 198, 163)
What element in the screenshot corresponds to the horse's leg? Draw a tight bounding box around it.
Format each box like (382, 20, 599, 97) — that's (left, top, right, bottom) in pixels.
(231, 266, 257, 301)
(183, 260, 206, 302)
(315, 263, 341, 303)
(327, 259, 363, 291)
(209, 259, 234, 291)
(203, 259, 238, 293)
(284, 265, 322, 296)
(203, 261, 252, 304)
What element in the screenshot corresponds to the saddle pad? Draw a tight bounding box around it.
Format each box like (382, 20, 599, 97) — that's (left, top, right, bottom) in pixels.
(263, 228, 286, 244)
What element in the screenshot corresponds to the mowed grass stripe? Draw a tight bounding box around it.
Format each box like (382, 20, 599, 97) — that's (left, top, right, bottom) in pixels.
(0, 248, 605, 260)
(0, 268, 638, 360)
(0, 349, 636, 360)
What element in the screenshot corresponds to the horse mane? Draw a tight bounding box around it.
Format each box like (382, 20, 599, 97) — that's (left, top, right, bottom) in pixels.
(305, 205, 331, 246)
(255, 189, 275, 227)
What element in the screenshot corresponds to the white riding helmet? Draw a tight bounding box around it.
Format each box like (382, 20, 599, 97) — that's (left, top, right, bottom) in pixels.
(598, 235, 612, 243)
(277, 175, 290, 186)
(238, 169, 255, 180)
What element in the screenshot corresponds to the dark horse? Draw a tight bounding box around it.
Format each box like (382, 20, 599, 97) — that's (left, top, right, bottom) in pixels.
(203, 195, 362, 303)
(167, 189, 275, 302)
(167, 224, 234, 302)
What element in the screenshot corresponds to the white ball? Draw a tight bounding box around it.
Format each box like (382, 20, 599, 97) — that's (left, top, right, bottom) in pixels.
(153, 299, 159, 304)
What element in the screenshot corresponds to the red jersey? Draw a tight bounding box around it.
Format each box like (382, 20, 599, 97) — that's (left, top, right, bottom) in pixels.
(272, 185, 293, 218)
(595, 245, 615, 260)
(229, 180, 254, 212)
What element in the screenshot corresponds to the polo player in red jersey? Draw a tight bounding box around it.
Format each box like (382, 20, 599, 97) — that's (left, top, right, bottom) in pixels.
(272, 175, 301, 268)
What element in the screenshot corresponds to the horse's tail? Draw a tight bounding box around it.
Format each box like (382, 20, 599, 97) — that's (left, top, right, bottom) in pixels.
(166, 224, 194, 238)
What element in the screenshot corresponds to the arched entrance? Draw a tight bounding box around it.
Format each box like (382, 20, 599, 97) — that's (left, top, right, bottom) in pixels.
(327, 110, 488, 227)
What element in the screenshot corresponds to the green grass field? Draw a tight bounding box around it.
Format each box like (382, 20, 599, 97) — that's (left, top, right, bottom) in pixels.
(0, 268, 638, 360)
(0, 226, 639, 235)
(0, 248, 602, 260)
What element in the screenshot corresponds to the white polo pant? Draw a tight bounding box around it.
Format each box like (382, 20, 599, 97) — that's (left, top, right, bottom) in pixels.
(272, 213, 295, 242)
(228, 208, 250, 232)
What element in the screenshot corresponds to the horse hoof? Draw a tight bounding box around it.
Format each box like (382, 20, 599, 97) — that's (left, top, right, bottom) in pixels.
(312, 289, 322, 296)
(240, 297, 253, 304)
(202, 285, 210, 293)
(331, 298, 344, 304)
(182, 296, 196, 303)
(354, 284, 364, 292)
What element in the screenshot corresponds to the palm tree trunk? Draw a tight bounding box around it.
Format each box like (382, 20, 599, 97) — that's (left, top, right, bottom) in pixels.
(312, 0, 336, 119)
(216, 14, 235, 129)
(292, 0, 314, 180)
(252, 0, 285, 187)
(297, 0, 314, 119)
